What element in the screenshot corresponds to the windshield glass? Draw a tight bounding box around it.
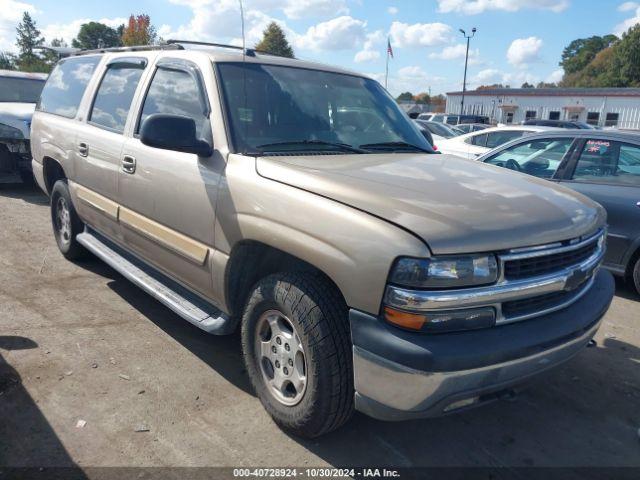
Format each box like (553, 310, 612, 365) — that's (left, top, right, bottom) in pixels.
(217, 62, 433, 154)
(0, 76, 45, 103)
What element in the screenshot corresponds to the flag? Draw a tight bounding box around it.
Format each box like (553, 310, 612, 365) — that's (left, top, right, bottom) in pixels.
(387, 38, 394, 59)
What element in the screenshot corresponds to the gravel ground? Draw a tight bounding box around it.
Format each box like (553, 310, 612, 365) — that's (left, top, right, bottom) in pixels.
(0, 183, 639, 471)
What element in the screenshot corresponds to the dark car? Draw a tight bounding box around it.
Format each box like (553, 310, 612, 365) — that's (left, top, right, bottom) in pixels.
(523, 119, 596, 129)
(478, 130, 640, 295)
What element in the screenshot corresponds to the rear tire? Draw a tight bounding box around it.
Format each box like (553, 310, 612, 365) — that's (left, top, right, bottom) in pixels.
(241, 272, 354, 438)
(633, 257, 640, 296)
(50, 179, 86, 260)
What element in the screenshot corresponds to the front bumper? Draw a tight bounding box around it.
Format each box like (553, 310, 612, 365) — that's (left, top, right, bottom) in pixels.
(351, 269, 614, 421)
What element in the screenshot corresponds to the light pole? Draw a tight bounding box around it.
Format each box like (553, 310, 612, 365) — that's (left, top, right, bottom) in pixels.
(459, 27, 476, 115)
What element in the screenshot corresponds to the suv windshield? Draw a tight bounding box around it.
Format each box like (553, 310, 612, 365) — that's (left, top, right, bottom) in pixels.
(217, 62, 433, 155)
(0, 76, 45, 103)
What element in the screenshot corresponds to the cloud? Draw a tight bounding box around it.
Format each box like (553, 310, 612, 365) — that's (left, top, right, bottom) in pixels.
(387, 6, 399, 15)
(436, 0, 569, 14)
(471, 68, 542, 88)
(618, 1, 639, 11)
(283, 0, 349, 20)
(428, 43, 480, 62)
(367, 65, 447, 95)
(41, 17, 127, 46)
(354, 29, 384, 63)
(546, 68, 564, 83)
(0, 0, 38, 51)
(296, 16, 366, 51)
(507, 36, 543, 67)
(389, 21, 452, 48)
(614, 4, 640, 36)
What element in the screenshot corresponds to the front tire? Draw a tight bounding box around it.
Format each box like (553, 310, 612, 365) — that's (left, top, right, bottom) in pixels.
(241, 272, 354, 438)
(50, 179, 86, 260)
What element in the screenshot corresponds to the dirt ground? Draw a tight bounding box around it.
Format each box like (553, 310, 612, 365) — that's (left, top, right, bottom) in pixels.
(1, 183, 639, 471)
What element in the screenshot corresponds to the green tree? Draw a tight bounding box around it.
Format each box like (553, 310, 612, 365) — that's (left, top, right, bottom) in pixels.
(521, 82, 534, 88)
(254, 22, 294, 58)
(414, 93, 431, 104)
(560, 35, 618, 75)
(72, 22, 121, 50)
(616, 24, 640, 87)
(15, 11, 46, 72)
(396, 92, 414, 102)
(536, 81, 558, 88)
(0, 52, 16, 70)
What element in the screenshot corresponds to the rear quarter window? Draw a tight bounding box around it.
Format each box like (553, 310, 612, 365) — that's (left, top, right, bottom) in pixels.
(38, 56, 101, 118)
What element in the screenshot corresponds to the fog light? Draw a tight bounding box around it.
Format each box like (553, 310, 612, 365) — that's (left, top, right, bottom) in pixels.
(384, 306, 496, 333)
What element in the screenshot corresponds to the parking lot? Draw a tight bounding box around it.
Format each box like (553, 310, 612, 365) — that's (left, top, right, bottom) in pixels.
(1, 183, 639, 470)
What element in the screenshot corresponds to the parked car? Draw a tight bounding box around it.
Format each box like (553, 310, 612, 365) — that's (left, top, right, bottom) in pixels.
(478, 129, 640, 295)
(524, 119, 597, 129)
(429, 114, 490, 126)
(32, 44, 613, 437)
(437, 126, 557, 160)
(0, 70, 47, 183)
(455, 123, 491, 134)
(411, 120, 437, 150)
(416, 112, 438, 121)
(415, 119, 461, 146)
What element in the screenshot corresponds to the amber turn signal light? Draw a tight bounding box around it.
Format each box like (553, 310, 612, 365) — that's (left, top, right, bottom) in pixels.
(383, 306, 427, 331)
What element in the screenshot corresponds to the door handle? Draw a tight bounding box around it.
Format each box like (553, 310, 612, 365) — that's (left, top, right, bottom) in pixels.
(78, 142, 88, 157)
(121, 155, 136, 174)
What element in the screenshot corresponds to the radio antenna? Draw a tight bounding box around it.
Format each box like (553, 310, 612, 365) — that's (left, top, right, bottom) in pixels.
(239, 0, 246, 60)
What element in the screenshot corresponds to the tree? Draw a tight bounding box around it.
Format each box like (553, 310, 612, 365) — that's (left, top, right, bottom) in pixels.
(476, 84, 506, 90)
(72, 22, 121, 50)
(15, 11, 46, 72)
(616, 24, 640, 87)
(0, 52, 16, 70)
(560, 35, 618, 75)
(255, 22, 294, 58)
(536, 81, 558, 88)
(121, 14, 157, 46)
(396, 92, 414, 102)
(414, 92, 431, 104)
(521, 82, 534, 88)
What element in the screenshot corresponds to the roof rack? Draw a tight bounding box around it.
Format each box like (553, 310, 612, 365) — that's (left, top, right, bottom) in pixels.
(166, 39, 257, 56)
(74, 43, 183, 56)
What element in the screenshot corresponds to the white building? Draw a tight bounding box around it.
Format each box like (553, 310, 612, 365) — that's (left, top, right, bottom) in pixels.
(445, 88, 640, 129)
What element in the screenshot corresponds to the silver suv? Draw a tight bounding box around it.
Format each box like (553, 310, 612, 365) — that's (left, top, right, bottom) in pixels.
(31, 42, 614, 437)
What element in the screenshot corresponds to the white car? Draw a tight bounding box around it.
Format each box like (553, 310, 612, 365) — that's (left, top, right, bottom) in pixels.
(437, 126, 558, 160)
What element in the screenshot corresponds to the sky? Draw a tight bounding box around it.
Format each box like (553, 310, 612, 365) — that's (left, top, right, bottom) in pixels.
(1, 0, 638, 96)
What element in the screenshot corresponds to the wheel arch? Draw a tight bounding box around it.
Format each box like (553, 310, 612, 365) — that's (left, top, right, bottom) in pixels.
(224, 239, 347, 319)
(42, 156, 67, 195)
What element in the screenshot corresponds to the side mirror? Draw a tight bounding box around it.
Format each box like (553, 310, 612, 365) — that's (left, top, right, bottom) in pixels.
(140, 113, 212, 157)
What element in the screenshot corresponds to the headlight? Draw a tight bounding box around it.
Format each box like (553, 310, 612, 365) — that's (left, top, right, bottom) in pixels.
(390, 255, 498, 288)
(0, 122, 23, 140)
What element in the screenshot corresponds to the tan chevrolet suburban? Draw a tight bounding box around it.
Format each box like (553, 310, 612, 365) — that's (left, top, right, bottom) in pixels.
(31, 42, 614, 438)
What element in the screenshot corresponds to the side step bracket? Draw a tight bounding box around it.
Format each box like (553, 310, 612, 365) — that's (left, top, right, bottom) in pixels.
(77, 229, 235, 335)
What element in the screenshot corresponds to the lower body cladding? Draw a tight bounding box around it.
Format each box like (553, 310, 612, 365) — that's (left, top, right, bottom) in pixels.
(350, 269, 614, 421)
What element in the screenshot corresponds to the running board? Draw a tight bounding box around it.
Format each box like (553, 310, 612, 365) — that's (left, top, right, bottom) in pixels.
(77, 229, 235, 335)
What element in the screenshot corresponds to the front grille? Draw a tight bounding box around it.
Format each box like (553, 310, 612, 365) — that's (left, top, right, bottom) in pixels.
(503, 239, 598, 280)
(502, 284, 587, 319)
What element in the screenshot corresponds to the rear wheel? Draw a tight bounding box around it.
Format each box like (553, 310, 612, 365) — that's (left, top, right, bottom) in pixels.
(241, 272, 353, 438)
(50, 179, 86, 260)
(632, 257, 640, 296)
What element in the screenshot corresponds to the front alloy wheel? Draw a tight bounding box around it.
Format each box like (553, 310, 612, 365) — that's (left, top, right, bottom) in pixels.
(241, 272, 354, 438)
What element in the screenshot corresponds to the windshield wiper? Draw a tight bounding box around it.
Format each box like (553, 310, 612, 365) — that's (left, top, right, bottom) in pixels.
(255, 140, 366, 154)
(359, 141, 432, 153)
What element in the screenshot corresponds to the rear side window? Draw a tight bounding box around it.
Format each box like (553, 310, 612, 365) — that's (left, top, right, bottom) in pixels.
(485, 130, 525, 149)
(466, 133, 487, 146)
(138, 68, 207, 137)
(572, 140, 640, 186)
(38, 56, 100, 118)
(485, 137, 574, 178)
(90, 65, 145, 133)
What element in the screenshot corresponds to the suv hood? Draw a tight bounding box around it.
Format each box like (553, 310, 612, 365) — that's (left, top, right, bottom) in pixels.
(256, 153, 605, 254)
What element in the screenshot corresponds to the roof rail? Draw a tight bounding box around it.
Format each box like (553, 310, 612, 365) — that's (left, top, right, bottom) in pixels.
(166, 39, 295, 59)
(166, 39, 256, 56)
(73, 43, 183, 56)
